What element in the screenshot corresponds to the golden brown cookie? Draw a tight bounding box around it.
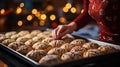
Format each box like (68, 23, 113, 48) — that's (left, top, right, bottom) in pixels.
(16, 37, 29, 43)
(70, 46, 87, 55)
(61, 52, 82, 62)
(2, 38, 15, 46)
(39, 55, 61, 65)
(32, 42, 52, 52)
(60, 43, 74, 51)
(42, 38, 54, 44)
(82, 42, 99, 49)
(70, 39, 86, 47)
(83, 49, 102, 58)
(0, 34, 6, 43)
(30, 30, 41, 36)
(26, 50, 46, 61)
(25, 39, 35, 47)
(49, 40, 66, 47)
(8, 42, 24, 50)
(17, 30, 29, 36)
(98, 45, 117, 54)
(47, 47, 67, 56)
(16, 45, 33, 55)
(5, 31, 17, 38)
(32, 36, 45, 42)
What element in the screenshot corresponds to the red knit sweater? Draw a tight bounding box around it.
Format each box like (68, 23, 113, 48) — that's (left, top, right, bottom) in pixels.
(73, 0, 120, 45)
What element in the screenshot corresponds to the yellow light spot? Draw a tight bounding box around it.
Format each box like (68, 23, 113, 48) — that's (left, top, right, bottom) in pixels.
(46, 5, 54, 11)
(32, 9, 38, 15)
(20, 3, 24, 7)
(35, 12, 41, 18)
(33, 21, 38, 26)
(70, 7, 77, 13)
(40, 14, 47, 20)
(62, 7, 69, 13)
(50, 14, 56, 21)
(17, 20, 23, 26)
(39, 20, 45, 26)
(27, 15, 33, 21)
(81, 9, 84, 13)
(16, 7, 22, 14)
(59, 17, 67, 23)
(0, 9, 5, 15)
(65, 3, 72, 9)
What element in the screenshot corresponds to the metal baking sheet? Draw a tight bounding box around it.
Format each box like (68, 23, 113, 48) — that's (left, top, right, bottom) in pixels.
(0, 35, 120, 67)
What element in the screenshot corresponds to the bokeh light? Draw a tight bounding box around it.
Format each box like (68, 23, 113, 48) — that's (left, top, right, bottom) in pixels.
(40, 14, 47, 20)
(0, 9, 5, 15)
(50, 14, 56, 21)
(70, 7, 77, 13)
(32, 9, 38, 15)
(65, 3, 72, 9)
(17, 20, 23, 26)
(20, 3, 24, 7)
(27, 15, 33, 21)
(39, 20, 45, 26)
(16, 7, 22, 14)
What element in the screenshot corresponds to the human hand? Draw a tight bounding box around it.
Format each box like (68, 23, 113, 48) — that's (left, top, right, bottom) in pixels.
(52, 22, 77, 39)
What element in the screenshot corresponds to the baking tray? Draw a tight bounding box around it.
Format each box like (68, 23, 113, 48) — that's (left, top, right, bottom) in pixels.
(0, 35, 120, 67)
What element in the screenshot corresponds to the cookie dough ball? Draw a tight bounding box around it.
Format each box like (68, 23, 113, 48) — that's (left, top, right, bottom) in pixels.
(8, 42, 24, 50)
(5, 31, 16, 38)
(16, 45, 33, 55)
(61, 52, 82, 62)
(11, 34, 21, 40)
(2, 39, 15, 46)
(49, 40, 66, 47)
(47, 48, 67, 56)
(70, 39, 86, 47)
(32, 36, 45, 42)
(25, 39, 35, 47)
(82, 42, 99, 49)
(60, 43, 74, 51)
(18, 30, 29, 36)
(42, 38, 54, 44)
(98, 45, 117, 54)
(70, 46, 87, 55)
(16, 37, 29, 43)
(37, 33, 47, 38)
(83, 49, 102, 58)
(0, 34, 6, 43)
(30, 30, 41, 36)
(32, 42, 52, 52)
(39, 55, 61, 65)
(61, 35, 74, 43)
(24, 34, 34, 39)
(26, 50, 46, 61)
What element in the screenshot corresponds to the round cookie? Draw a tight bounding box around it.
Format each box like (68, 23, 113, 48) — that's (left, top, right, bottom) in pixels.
(70, 39, 86, 47)
(26, 50, 46, 61)
(82, 42, 99, 49)
(47, 47, 67, 56)
(70, 46, 87, 55)
(39, 55, 61, 65)
(98, 45, 117, 54)
(32, 42, 52, 52)
(61, 52, 82, 62)
(8, 42, 24, 50)
(16, 45, 33, 55)
(83, 49, 102, 58)
(49, 40, 66, 47)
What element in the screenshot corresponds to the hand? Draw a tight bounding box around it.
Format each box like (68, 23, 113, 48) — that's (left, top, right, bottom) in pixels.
(52, 22, 77, 39)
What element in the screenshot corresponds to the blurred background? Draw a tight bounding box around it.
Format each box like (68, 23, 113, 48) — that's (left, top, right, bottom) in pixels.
(0, 0, 99, 39)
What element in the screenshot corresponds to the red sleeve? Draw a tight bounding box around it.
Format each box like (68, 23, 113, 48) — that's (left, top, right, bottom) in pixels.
(73, 0, 93, 30)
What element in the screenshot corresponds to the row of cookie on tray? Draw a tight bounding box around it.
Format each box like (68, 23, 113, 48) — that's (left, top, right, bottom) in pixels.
(0, 30, 118, 65)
